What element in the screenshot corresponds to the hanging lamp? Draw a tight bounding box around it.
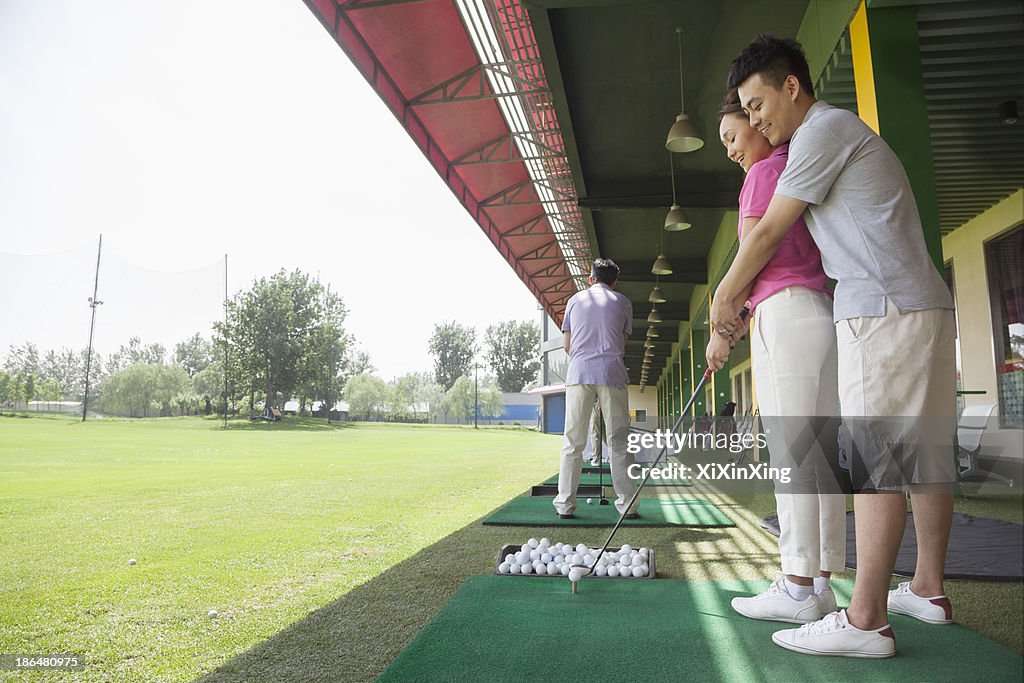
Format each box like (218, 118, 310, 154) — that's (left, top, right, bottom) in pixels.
(664, 152, 691, 231)
(666, 28, 704, 153)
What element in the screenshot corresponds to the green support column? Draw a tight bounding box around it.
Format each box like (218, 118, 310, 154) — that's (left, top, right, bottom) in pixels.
(671, 354, 681, 418)
(713, 360, 731, 415)
(851, 1, 943, 270)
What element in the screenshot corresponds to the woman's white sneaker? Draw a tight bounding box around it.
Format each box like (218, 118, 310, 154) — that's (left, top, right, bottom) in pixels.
(772, 610, 897, 658)
(731, 577, 823, 624)
(816, 587, 838, 615)
(887, 581, 953, 624)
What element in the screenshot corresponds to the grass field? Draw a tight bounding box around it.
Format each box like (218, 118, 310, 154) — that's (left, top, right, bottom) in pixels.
(2, 414, 1021, 682)
(0, 414, 559, 682)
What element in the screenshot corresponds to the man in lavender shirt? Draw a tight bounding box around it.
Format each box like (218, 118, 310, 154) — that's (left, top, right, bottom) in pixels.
(555, 259, 639, 518)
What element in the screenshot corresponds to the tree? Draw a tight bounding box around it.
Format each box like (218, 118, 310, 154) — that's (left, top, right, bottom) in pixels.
(216, 269, 347, 412)
(42, 348, 85, 400)
(484, 320, 541, 392)
(442, 374, 475, 422)
(22, 374, 36, 404)
(99, 363, 190, 417)
(174, 333, 214, 378)
(343, 372, 388, 420)
(386, 373, 422, 420)
(107, 337, 166, 373)
(415, 379, 445, 422)
(4, 342, 40, 378)
(441, 374, 504, 423)
(429, 322, 476, 391)
(0, 371, 12, 411)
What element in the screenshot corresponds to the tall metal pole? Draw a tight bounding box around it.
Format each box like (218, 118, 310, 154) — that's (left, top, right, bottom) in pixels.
(223, 254, 228, 428)
(326, 284, 332, 425)
(82, 235, 103, 422)
(473, 362, 478, 429)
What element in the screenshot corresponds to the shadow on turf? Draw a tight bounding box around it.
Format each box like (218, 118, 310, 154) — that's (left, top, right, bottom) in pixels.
(198, 505, 725, 682)
(223, 418, 356, 432)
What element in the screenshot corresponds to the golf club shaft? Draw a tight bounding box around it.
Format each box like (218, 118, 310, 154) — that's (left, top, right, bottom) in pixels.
(582, 307, 748, 575)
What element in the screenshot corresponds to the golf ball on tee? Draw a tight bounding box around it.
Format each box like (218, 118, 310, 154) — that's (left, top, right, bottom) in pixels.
(568, 568, 583, 583)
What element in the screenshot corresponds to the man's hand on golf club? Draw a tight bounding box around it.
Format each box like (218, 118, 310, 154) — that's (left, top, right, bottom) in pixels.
(706, 330, 732, 373)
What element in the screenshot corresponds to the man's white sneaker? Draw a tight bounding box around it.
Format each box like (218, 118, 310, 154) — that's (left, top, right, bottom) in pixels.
(887, 581, 953, 624)
(772, 610, 896, 659)
(816, 587, 838, 615)
(731, 577, 823, 624)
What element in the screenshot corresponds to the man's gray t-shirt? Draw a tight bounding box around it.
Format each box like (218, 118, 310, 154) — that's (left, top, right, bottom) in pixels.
(775, 100, 953, 322)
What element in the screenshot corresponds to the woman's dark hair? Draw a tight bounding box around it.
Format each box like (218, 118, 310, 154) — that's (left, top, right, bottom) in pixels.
(726, 34, 814, 98)
(717, 88, 744, 121)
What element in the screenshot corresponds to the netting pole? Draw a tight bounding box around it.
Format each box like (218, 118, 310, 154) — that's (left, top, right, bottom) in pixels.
(82, 234, 103, 422)
(223, 254, 228, 429)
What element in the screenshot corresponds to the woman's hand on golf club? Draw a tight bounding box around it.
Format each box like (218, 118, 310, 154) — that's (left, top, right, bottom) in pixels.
(706, 330, 732, 373)
(710, 293, 741, 338)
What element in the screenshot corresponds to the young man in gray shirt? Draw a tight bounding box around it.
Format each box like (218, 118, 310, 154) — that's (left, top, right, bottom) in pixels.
(711, 35, 956, 659)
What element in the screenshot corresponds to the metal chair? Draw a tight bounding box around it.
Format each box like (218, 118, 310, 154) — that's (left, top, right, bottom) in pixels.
(957, 403, 1013, 487)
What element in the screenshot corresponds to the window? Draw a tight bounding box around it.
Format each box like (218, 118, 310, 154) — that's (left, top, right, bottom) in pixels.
(985, 225, 1024, 428)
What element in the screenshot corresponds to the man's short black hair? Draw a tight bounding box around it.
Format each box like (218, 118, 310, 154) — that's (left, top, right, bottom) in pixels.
(726, 34, 814, 99)
(591, 258, 619, 285)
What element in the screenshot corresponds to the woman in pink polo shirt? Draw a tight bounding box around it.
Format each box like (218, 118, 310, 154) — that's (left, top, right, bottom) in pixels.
(707, 89, 845, 624)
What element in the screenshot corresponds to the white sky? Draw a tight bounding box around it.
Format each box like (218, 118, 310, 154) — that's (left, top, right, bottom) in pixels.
(0, 0, 544, 380)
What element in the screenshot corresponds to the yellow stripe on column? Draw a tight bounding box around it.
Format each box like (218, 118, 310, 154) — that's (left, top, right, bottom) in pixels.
(849, 0, 880, 134)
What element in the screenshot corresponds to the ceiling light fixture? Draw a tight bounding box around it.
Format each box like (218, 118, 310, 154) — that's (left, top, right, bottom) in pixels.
(647, 307, 663, 324)
(665, 28, 704, 153)
(664, 152, 691, 230)
(999, 100, 1018, 125)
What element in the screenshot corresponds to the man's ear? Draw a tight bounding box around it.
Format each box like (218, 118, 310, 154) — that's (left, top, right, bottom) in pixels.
(785, 74, 800, 101)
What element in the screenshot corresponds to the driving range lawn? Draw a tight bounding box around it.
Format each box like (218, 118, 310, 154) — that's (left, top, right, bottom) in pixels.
(0, 415, 558, 682)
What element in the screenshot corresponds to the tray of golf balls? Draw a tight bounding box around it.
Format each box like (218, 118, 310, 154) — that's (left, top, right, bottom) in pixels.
(495, 538, 655, 578)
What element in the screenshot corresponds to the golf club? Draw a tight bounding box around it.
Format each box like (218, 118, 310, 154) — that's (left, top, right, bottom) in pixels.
(570, 307, 749, 584)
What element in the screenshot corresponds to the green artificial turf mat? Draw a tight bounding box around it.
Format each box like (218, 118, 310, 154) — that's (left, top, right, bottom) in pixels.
(541, 472, 692, 487)
(482, 495, 734, 527)
(378, 576, 1023, 682)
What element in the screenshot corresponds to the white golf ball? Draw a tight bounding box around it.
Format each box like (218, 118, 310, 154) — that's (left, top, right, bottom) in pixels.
(620, 544, 632, 554)
(540, 537, 551, 547)
(576, 543, 588, 554)
(516, 551, 530, 564)
(530, 550, 541, 561)
(208, 610, 218, 618)
(560, 564, 571, 576)
(547, 563, 559, 576)
(541, 553, 552, 564)
(641, 563, 649, 574)
(631, 555, 644, 567)
(499, 562, 511, 574)
(595, 565, 608, 577)
(521, 563, 533, 575)
(510, 563, 521, 574)
(128, 559, 136, 566)
(632, 565, 646, 578)
(568, 568, 583, 583)
(639, 547, 650, 559)
(586, 498, 593, 504)
(554, 554, 565, 564)
(570, 553, 583, 565)
(504, 554, 515, 564)
(583, 555, 596, 567)
(528, 538, 539, 549)
(607, 565, 620, 578)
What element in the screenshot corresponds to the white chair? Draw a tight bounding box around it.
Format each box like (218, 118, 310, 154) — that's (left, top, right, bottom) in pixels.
(957, 404, 1013, 487)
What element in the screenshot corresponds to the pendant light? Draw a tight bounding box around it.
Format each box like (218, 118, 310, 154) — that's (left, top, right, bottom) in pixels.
(664, 152, 691, 231)
(665, 28, 704, 153)
(647, 307, 663, 324)
(647, 326, 659, 338)
(651, 254, 672, 275)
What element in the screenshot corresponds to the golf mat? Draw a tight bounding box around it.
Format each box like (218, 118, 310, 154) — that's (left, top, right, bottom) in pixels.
(482, 495, 734, 527)
(542, 472, 692, 487)
(760, 511, 1024, 581)
(377, 576, 1022, 682)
